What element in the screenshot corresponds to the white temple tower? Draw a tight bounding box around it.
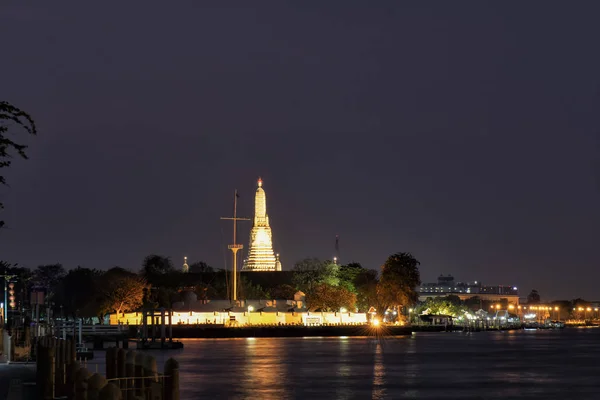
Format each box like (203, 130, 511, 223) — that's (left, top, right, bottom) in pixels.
(242, 177, 282, 271)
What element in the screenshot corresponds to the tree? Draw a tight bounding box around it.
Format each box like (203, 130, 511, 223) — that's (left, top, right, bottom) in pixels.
(354, 268, 379, 312)
(376, 252, 421, 317)
(188, 261, 214, 274)
(417, 295, 467, 317)
(33, 264, 66, 300)
(99, 267, 146, 317)
(238, 276, 267, 300)
(53, 267, 103, 320)
(292, 258, 340, 294)
(0, 101, 37, 228)
(306, 283, 356, 312)
(321, 260, 340, 287)
(141, 255, 174, 284)
(463, 296, 483, 311)
(269, 284, 297, 300)
(338, 262, 364, 293)
(527, 289, 541, 304)
(193, 282, 219, 302)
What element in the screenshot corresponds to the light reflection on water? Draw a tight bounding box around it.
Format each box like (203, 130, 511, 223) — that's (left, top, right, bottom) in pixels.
(90, 328, 600, 399)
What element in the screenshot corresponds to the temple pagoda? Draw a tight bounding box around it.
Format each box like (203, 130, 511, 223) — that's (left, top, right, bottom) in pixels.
(242, 178, 282, 271)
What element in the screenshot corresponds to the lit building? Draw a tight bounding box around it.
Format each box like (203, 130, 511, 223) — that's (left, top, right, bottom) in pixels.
(242, 178, 282, 271)
(419, 274, 519, 296)
(418, 274, 520, 305)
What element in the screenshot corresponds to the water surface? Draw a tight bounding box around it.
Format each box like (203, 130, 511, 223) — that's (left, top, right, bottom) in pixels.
(93, 328, 600, 399)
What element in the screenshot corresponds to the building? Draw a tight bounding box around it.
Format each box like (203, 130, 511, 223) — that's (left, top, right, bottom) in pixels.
(242, 178, 282, 271)
(418, 274, 520, 305)
(109, 290, 368, 326)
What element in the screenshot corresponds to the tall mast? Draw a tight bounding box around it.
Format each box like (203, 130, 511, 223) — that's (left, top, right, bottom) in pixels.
(221, 190, 250, 303)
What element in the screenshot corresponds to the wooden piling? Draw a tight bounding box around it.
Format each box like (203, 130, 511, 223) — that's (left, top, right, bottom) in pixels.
(45, 345, 56, 399)
(134, 352, 146, 396)
(75, 367, 91, 400)
(106, 347, 118, 380)
(87, 373, 108, 400)
(164, 358, 180, 400)
(125, 350, 136, 400)
(116, 348, 126, 391)
(58, 339, 68, 396)
(143, 354, 158, 387)
(66, 360, 81, 399)
(99, 382, 123, 400)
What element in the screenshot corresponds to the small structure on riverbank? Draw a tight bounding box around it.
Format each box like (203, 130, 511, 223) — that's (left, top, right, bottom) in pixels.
(138, 308, 184, 350)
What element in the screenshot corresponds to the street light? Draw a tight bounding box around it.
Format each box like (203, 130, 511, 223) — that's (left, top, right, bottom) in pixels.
(1, 273, 17, 324)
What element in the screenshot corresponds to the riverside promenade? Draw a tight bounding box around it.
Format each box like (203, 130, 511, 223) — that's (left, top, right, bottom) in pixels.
(0, 356, 35, 400)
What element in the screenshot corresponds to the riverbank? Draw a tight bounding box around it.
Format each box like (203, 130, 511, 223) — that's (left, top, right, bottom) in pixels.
(132, 324, 521, 339)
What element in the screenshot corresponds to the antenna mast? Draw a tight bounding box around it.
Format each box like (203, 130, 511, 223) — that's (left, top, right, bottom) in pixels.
(335, 234, 340, 264)
(220, 190, 250, 303)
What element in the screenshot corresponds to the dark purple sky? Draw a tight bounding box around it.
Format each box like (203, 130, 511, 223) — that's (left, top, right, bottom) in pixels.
(1, 2, 599, 300)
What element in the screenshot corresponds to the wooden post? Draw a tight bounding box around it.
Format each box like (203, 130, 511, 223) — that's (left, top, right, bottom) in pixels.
(56, 339, 65, 396)
(66, 360, 81, 399)
(160, 308, 166, 347)
(75, 367, 91, 400)
(46, 345, 56, 400)
(99, 382, 123, 400)
(106, 347, 118, 380)
(143, 354, 158, 385)
(168, 309, 173, 342)
(141, 310, 147, 343)
(69, 337, 77, 364)
(88, 373, 108, 399)
(151, 310, 156, 342)
(117, 348, 126, 391)
(36, 341, 46, 398)
(134, 352, 145, 396)
(125, 350, 136, 400)
(164, 358, 180, 400)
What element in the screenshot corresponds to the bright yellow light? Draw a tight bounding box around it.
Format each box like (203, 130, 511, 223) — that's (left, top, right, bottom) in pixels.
(587, 307, 592, 311)
(496, 305, 500, 309)
(248, 306, 254, 312)
(372, 318, 380, 327)
(554, 307, 559, 311)
(509, 305, 515, 310)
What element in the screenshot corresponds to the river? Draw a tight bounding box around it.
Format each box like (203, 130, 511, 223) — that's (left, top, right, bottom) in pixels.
(91, 327, 600, 399)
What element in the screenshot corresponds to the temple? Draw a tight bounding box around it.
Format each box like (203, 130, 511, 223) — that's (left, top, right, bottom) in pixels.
(242, 178, 282, 271)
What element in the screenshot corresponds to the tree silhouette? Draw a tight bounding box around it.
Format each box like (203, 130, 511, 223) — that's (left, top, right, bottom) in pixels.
(377, 252, 421, 317)
(0, 101, 37, 228)
(527, 289, 541, 304)
(141, 255, 174, 284)
(99, 267, 146, 317)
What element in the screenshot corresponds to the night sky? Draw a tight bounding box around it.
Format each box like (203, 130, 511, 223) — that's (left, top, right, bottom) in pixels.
(1, 2, 599, 300)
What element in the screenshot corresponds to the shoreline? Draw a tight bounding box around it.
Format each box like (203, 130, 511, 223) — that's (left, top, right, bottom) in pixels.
(129, 324, 525, 340)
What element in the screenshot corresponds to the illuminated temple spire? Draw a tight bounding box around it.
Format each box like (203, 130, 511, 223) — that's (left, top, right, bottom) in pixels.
(242, 177, 282, 272)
